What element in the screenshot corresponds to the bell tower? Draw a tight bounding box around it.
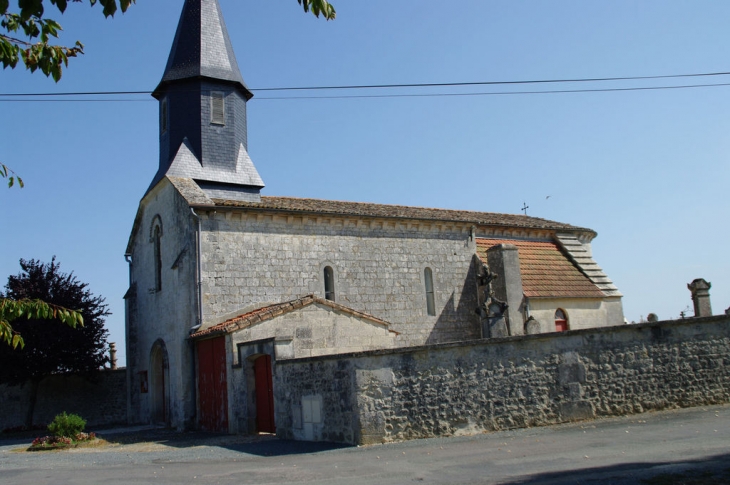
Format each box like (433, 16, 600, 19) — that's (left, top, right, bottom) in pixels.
(149, 0, 264, 201)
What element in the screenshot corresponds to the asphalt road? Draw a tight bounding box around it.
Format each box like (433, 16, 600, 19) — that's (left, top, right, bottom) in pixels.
(1, 404, 729, 484)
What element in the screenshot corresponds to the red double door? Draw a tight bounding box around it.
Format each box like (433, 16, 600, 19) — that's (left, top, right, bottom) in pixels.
(197, 337, 228, 432)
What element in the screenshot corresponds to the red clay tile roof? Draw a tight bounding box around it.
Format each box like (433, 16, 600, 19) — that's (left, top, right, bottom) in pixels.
(198, 196, 594, 234)
(190, 294, 395, 339)
(476, 238, 605, 299)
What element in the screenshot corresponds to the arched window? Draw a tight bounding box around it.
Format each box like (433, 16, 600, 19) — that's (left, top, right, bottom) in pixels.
(150, 216, 163, 292)
(323, 266, 335, 301)
(424, 267, 435, 316)
(153, 224, 162, 292)
(555, 309, 568, 332)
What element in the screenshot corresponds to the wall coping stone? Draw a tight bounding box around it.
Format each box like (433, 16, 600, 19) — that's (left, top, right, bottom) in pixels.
(276, 314, 730, 365)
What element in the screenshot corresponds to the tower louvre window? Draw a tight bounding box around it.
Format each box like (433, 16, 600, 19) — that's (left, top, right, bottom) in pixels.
(211, 91, 225, 125)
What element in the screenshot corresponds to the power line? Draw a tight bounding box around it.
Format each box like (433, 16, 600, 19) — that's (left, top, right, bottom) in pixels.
(0, 91, 150, 97)
(255, 82, 730, 100)
(2, 82, 730, 102)
(252, 70, 730, 92)
(0, 99, 150, 102)
(2, 70, 730, 98)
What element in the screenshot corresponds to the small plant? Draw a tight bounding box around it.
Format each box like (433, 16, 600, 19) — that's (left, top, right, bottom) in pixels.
(48, 412, 86, 438)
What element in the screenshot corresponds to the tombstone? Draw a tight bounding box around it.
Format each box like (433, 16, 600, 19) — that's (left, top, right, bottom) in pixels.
(486, 315, 510, 338)
(524, 316, 541, 335)
(484, 301, 509, 338)
(687, 278, 712, 318)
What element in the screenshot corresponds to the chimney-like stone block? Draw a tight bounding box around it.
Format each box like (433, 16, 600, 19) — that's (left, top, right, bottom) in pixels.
(109, 342, 118, 370)
(487, 244, 525, 336)
(688, 278, 712, 318)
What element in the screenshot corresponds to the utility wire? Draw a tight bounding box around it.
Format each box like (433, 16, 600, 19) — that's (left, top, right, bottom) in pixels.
(252, 70, 730, 92)
(2, 70, 730, 98)
(2, 82, 730, 102)
(255, 82, 730, 100)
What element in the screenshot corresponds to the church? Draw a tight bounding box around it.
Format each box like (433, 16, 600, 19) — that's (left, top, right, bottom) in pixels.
(124, 0, 624, 433)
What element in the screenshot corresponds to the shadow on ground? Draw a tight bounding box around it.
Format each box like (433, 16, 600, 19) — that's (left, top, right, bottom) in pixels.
(98, 428, 352, 456)
(499, 453, 730, 485)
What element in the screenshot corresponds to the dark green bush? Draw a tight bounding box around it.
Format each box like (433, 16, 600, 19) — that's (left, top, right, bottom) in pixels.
(47, 412, 86, 438)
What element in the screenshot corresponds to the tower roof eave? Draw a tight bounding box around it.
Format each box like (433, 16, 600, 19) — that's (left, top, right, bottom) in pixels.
(152, 76, 253, 101)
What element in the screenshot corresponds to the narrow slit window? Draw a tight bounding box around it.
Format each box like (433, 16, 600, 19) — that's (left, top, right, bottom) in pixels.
(424, 267, 435, 316)
(555, 309, 568, 332)
(160, 97, 168, 134)
(324, 266, 335, 301)
(211, 91, 225, 125)
(154, 225, 162, 292)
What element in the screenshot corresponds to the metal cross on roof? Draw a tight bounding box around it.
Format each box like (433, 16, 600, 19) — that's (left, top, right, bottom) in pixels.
(521, 202, 529, 215)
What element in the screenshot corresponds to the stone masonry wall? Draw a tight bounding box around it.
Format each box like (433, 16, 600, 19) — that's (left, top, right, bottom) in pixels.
(275, 315, 730, 445)
(230, 303, 397, 361)
(0, 369, 127, 431)
(127, 180, 199, 429)
(200, 211, 482, 347)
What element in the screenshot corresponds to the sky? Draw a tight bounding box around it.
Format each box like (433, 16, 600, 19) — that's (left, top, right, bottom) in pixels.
(2, 0, 729, 365)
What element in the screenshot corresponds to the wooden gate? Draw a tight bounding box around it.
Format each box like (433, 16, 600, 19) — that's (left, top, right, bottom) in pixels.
(197, 337, 228, 432)
(254, 354, 275, 433)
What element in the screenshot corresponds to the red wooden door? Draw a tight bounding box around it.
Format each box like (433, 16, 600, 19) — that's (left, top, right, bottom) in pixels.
(254, 354, 275, 433)
(197, 337, 228, 432)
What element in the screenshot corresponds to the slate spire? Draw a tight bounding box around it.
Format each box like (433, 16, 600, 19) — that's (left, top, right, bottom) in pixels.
(153, 0, 252, 99)
(149, 0, 264, 201)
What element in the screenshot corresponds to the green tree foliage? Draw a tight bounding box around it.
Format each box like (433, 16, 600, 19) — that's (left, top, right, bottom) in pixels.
(298, 0, 336, 20)
(0, 0, 135, 82)
(1, 0, 334, 82)
(0, 162, 23, 188)
(0, 297, 83, 349)
(0, 258, 109, 427)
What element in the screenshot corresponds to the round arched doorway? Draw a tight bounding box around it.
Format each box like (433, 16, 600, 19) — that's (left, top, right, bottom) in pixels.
(149, 340, 170, 425)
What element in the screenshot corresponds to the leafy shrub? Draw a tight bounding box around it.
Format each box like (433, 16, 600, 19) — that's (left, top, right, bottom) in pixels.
(47, 412, 86, 438)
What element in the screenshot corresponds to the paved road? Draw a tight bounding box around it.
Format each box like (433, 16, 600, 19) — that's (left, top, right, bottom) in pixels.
(1, 405, 729, 484)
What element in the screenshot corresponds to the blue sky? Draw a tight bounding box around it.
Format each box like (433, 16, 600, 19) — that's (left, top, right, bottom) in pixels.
(2, 0, 729, 364)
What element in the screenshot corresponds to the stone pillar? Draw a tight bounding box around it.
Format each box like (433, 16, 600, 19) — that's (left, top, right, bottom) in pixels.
(688, 278, 712, 318)
(487, 244, 524, 336)
(109, 342, 118, 370)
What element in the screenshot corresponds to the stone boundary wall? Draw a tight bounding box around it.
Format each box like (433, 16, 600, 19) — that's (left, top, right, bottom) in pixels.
(0, 369, 127, 431)
(274, 316, 730, 445)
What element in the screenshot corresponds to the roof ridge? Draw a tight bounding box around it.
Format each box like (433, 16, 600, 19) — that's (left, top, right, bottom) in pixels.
(191, 294, 395, 338)
(198, 195, 596, 234)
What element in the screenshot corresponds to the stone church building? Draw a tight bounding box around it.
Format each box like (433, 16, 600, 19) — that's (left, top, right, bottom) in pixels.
(124, 0, 624, 433)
